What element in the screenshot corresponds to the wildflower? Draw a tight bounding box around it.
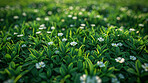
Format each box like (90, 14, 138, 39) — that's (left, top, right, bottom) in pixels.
(142, 63, 148, 71)
(51, 26, 55, 30)
(62, 28, 65, 31)
(129, 28, 135, 32)
(80, 26, 84, 29)
(13, 16, 19, 19)
(36, 17, 41, 21)
(98, 37, 104, 42)
(70, 24, 74, 27)
(36, 31, 41, 34)
(34, 9, 39, 13)
(22, 12, 26, 16)
(58, 33, 63, 36)
(72, 16, 77, 19)
(91, 24, 95, 27)
(62, 38, 67, 42)
(48, 42, 53, 45)
(138, 24, 144, 27)
(79, 12, 82, 15)
(111, 78, 120, 83)
(47, 31, 51, 33)
(4, 79, 14, 83)
(111, 43, 118, 47)
(68, 15, 72, 18)
(115, 57, 125, 63)
(14, 32, 18, 35)
(70, 41, 77, 46)
(97, 61, 105, 67)
(39, 24, 46, 29)
(0, 18, 4, 21)
(48, 11, 52, 15)
(22, 44, 26, 47)
(118, 73, 125, 79)
(130, 56, 136, 60)
(17, 34, 23, 37)
(7, 37, 11, 40)
(44, 17, 49, 21)
(117, 43, 123, 46)
(55, 50, 59, 54)
(35, 61, 45, 69)
(80, 74, 102, 83)
(116, 17, 120, 20)
(81, 24, 85, 27)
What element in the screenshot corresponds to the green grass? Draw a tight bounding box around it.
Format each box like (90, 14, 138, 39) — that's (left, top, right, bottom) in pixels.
(0, 0, 148, 83)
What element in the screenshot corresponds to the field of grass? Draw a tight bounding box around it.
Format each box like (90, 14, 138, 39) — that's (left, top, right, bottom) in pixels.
(0, 0, 148, 83)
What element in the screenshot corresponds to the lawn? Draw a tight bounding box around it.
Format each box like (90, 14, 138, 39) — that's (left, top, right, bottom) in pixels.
(0, 0, 148, 83)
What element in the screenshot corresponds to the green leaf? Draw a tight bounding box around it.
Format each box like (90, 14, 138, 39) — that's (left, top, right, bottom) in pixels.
(127, 68, 137, 75)
(60, 67, 66, 76)
(39, 72, 47, 79)
(14, 70, 29, 83)
(5, 54, 11, 59)
(68, 63, 73, 70)
(135, 60, 141, 75)
(78, 48, 82, 56)
(85, 58, 94, 75)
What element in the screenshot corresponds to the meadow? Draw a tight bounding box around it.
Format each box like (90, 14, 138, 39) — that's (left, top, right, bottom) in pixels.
(0, 0, 148, 83)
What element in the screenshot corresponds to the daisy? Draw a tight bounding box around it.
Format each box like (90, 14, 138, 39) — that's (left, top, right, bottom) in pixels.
(35, 61, 45, 69)
(115, 57, 125, 63)
(130, 56, 136, 60)
(48, 42, 53, 45)
(70, 41, 77, 46)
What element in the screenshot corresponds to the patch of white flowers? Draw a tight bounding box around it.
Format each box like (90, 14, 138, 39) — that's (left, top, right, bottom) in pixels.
(98, 37, 104, 42)
(115, 57, 125, 63)
(48, 42, 53, 45)
(130, 56, 136, 60)
(35, 61, 45, 69)
(111, 43, 123, 47)
(58, 33, 63, 36)
(97, 61, 105, 67)
(70, 41, 77, 46)
(62, 38, 67, 42)
(80, 74, 102, 83)
(142, 63, 148, 71)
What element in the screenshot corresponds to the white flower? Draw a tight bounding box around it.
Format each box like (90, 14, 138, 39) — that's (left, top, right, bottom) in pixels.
(55, 50, 59, 54)
(72, 16, 77, 19)
(115, 57, 125, 63)
(34, 9, 39, 12)
(118, 73, 125, 79)
(22, 44, 26, 47)
(117, 43, 123, 46)
(116, 17, 120, 20)
(80, 74, 87, 82)
(81, 24, 86, 27)
(130, 56, 136, 60)
(51, 26, 55, 30)
(39, 24, 46, 29)
(62, 38, 67, 41)
(4, 79, 14, 83)
(17, 34, 23, 37)
(80, 74, 102, 83)
(44, 17, 49, 21)
(48, 42, 53, 45)
(7, 37, 11, 40)
(0, 18, 4, 21)
(80, 26, 84, 29)
(13, 16, 19, 19)
(68, 15, 72, 18)
(97, 61, 105, 67)
(142, 63, 148, 71)
(14, 32, 18, 35)
(98, 37, 104, 42)
(111, 43, 118, 47)
(35, 61, 45, 69)
(70, 41, 77, 46)
(22, 12, 26, 16)
(62, 28, 65, 31)
(91, 24, 95, 27)
(70, 24, 74, 27)
(58, 33, 63, 36)
(129, 28, 135, 32)
(47, 31, 51, 33)
(36, 17, 41, 21)
(138, 24, 144, 27)
(111, 78, 120, 83)
(48, 11, 52, 15)
(36, 31, 41, 34)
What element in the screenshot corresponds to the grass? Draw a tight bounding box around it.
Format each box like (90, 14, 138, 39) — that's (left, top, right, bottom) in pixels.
(0, 0, 148, 83)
